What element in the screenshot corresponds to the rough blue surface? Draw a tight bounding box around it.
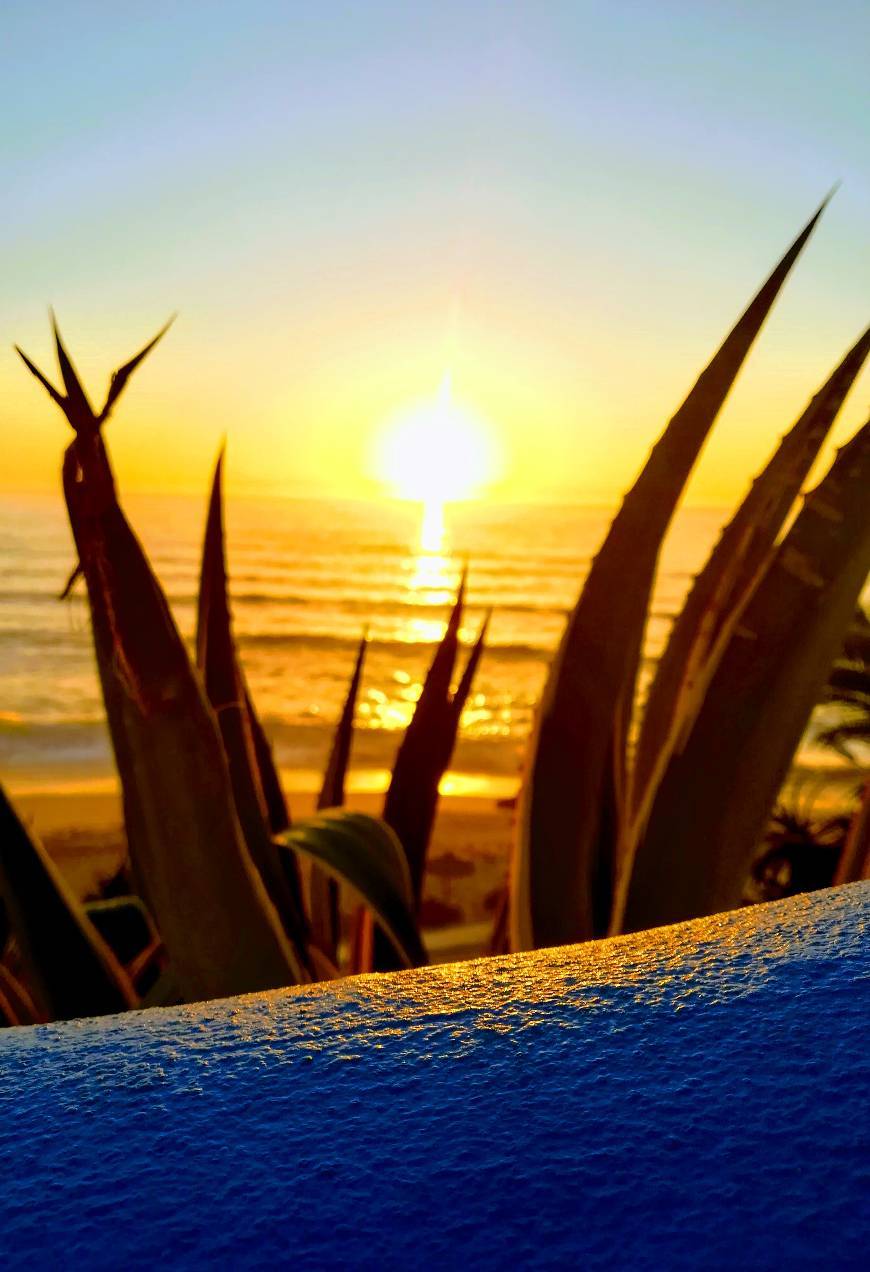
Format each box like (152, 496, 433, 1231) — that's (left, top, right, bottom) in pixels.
(1, 884, 868, 1270)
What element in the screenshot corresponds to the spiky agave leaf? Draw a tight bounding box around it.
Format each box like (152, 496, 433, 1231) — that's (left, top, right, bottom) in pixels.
(512, 197, 830, 952)
(623, 419, 870, 931)
(449, 609, 491, 731)
(50, 309, 96, 427)
(368, 581, 487, 972)
(309, 632, 368, 961)
(319, 630, 368, 811)
(632, 326, 870, 812)
(19, 321, 303, 1002)
(244, 683, 292, 831)
(618, 326, 870, 926)
(100, 316, 175, 424)
(277, 811, 427, 969)
(383, 566, 466, 901)
(196, 451, 310, 963)
(0, 784, 137, 1020)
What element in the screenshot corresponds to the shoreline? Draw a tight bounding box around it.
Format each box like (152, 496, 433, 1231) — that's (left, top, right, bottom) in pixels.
(11, 783, 516, 953)
(6, 760, 864, 958)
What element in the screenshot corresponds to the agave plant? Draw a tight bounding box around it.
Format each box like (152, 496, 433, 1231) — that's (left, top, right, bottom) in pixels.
(510, 194, 870, 949)
(10, 320, 439, 1015)
(6, 198, 864, 1022)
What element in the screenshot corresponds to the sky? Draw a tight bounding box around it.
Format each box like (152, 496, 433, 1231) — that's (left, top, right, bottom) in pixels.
(1, 1, 867, 506)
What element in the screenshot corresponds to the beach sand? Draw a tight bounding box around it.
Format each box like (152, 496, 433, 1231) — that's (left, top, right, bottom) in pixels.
(10, 761, 863, 968)
(12, 785, 514, 965)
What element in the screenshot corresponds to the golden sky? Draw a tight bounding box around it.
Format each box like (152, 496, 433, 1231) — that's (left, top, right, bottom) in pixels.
(1, 3, 867, 509)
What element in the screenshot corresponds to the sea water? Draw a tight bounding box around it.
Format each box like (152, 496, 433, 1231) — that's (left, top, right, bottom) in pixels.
(0, 493, 848, 798)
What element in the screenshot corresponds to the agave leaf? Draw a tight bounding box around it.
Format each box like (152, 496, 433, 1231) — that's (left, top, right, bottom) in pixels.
(51, 309, 96, 429)
(140, 968, 185, 1009)
(196, 451, 310, 962)
(450, 610, 491, 728)
(244, 684, 291, 832)
(620, 326, 870, 922)
(22, 320, 303, 1002)
(512, 197, 829, 952)
(83, 895, 157, 966)
(20, 316, 174, 594)
(0, 963, 42, 1026)
(309, 632, 368, 961)
(0, 783, 137, 1020)
(58, 561, 84, 600)
(623, 420, 870, 931)
(373, 581, 486, 972)
(318, 631, 367, 811)
(100, 316, 175, 424)
(383, 567, 466, 901)
(15, 345, 66, 410)
(277, 811, 426, 969)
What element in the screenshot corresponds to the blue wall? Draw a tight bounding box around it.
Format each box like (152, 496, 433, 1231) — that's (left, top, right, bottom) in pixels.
(1, 883, 868, 1269)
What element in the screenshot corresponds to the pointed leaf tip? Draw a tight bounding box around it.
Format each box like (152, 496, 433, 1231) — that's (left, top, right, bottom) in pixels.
(100, 315, 175, 424)
(15, 346, 65, 409)
(50, 310, 94, 426)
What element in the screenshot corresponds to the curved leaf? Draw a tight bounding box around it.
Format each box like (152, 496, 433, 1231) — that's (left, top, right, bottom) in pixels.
(277, 811, 427, 969)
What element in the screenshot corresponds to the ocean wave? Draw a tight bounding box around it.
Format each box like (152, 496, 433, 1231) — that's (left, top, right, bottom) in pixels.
(237, 630, 553, 660)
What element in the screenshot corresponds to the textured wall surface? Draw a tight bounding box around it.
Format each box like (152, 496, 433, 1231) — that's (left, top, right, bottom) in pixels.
(1, 883, 868, 1270)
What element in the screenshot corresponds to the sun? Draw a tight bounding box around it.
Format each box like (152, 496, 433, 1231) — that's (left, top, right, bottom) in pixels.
(373, 373, 501, 547)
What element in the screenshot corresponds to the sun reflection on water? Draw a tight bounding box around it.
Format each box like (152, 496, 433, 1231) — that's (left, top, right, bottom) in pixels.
(407, 500, 457, 610)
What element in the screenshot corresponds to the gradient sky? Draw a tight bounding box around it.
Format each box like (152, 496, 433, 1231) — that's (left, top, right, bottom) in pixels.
(1, 1, 867, 505)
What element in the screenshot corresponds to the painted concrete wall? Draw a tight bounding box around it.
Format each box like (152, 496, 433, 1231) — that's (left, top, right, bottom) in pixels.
(1, 883, 868, 1269)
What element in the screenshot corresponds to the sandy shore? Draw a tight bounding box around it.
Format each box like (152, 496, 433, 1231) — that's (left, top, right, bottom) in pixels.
(11, 785, 514, 960)
(9, 761, 863, 966)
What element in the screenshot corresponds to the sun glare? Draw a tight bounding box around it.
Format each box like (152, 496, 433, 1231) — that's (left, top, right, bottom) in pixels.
(373, 373, 501, 549)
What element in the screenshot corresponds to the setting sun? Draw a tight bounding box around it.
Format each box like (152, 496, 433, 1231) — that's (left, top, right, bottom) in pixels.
(372, 372, 502, 549)
(374, 372, 500, 501)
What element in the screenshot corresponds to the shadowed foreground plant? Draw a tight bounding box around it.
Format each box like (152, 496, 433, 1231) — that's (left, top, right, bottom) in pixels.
(17, 322, 306, 1001)
(512, 196, 830, 953)
(309, 632, 368, 963)
(369, 580, 487, 970)
(197, 450, 311, 969)
(623, 419, 870, 930)
(629, 326, 870, 845)
(0, 782, 136, 1020)
(606, 327, 870, 931)
(14, 323, 434, 1010)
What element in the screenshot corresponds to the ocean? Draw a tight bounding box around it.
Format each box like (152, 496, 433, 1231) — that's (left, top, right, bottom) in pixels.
(0, 492, 849, 799)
